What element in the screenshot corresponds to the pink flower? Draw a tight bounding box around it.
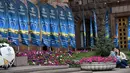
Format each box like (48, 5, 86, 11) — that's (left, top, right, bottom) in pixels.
(79, 56, 117, 64)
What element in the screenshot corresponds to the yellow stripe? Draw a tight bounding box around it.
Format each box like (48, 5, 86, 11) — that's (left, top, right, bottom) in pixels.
(0, 28, 8, 33)
(90, 34, 93, 37)
(42, 31, 51, 35)
(68, 33, 75, 37)
(20, 30, 28, 34)
(128, 37, 130, 40)
(61, 33, 68, 37)
(84, 32, 86, 36)
(30, 30, 40, 35)
(51, 32, 58, 37)
(8, 28, 19, 34)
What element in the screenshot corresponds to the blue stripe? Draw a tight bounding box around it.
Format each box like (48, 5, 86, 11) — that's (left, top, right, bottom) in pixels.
(57, 5, 68, 48)
(65, 6, 76, 48)
(27, 1, 41, 46)
(39, 3, 51, 47)
(105, 10, 110, 38)
(90, 16, 94, 47)
(6, 0, 19, 46)
(17, 0, 29, 46)
(0, 0, 8, 38)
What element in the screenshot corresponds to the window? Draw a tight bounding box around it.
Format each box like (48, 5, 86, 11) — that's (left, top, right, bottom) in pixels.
(119, 29, 122, 31)
(123, 23, 125, 26)
(119, 19, 121, 21)
(119, 23, 121, 26)
(120, 33, 122, 36)
(120, 37, 122, 40)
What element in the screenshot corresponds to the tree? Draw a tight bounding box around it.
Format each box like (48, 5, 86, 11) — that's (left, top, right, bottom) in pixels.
(94, 25, 114, 57)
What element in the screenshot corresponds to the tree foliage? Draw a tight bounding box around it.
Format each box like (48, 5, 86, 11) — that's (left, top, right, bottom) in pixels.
(94, 26, 114, 57)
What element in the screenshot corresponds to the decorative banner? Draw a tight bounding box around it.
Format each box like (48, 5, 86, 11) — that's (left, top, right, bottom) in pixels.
(0, 0, 8, 38)
(82, 7, 86, 48)
(57, 5, 68, 48)
(17, 0, 29, 46)
(90, 16, 94, 47)
(93, 10, 98, 37)
(27, 1, 41, 46)
(48, 4, 59, 48)
(39, 3, 51, 47)
(65, 6, 76, 48)
(128, 16, 130, 50)
(6, 0, 19, 46)
(20, 0, 27, 7)
(114, 20, 119, 48)
(105, 10, 110, 38)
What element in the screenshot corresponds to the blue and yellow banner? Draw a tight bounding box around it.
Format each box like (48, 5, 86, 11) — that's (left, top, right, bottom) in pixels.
(90, 16, 94, 47)
(27, 1, 41, 46)
(82, 8, 86, 48)
(65, 6, 76, 48)
(114, 20, 119, 48)
(6, 0, 19, 46)
(48, 4, 59, 48)
(0, 0, 8, 38)
(57, 5, 68, 48)
(93, 10, 98, 37)
(128, 16, 130, 50)
(17, 0, 29, 46)
(105, 10, 110, 38)
(39, 3, 51, 47)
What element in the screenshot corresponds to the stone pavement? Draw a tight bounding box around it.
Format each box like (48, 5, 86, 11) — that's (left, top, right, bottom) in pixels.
(0, 66, 130, 73)
(93, 68, 130, 73)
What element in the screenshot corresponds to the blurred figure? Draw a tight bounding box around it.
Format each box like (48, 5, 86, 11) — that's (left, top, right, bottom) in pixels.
(110, 48, 117, 57)
(109, 48, 129, 68)
(116, 49, 129, 68)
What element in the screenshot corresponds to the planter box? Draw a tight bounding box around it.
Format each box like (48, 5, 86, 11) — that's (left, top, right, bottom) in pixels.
(80, 62, 116, 71)
(14, 56, 28, 66)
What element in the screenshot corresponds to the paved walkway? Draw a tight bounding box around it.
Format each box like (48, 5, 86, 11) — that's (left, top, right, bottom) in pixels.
(93, 68, 130, 73)
(0, 66, 130, 73)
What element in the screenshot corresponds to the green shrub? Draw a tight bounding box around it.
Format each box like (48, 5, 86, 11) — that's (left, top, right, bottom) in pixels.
(94, 26, 114, 57)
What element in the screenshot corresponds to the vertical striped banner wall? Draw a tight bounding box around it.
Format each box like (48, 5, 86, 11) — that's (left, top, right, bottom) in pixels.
(39, 3, 51, 47)
(114, 20, 119, 48)
(17, 0, 29, 46)
(90, 16, 94, 47)
(27, 1, 41, 46)
(6, 0, 19, 46)
(105, 10, 110, 38)
(65, 6, 76, 48)
(93, 10, 98, 37)
(57, 5, 68, 48)
(0, 0, 8, 38)
(128, 16, 130, 50)
(48, 4, 59, 48)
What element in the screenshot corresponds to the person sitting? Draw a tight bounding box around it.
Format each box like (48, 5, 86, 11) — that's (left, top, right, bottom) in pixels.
(109, 48, 117, 57)
(116, 49, 129, 68)
(109, 48, 129, 68)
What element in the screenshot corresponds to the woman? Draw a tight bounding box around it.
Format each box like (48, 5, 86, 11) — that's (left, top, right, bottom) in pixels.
(116, 49, 129, 68)
(109, 48, 128, 68)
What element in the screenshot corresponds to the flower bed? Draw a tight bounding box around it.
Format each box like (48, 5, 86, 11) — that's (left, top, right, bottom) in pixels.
(79, 56, 117, 71)
(16, 50, 74, 66)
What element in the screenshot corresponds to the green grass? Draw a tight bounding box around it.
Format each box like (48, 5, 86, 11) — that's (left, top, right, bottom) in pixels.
(71, 51, 96, 60)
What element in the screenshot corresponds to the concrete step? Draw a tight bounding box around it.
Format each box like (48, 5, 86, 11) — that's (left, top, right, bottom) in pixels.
(29, 68, 81, 73)
(0, 65, 69, 73)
